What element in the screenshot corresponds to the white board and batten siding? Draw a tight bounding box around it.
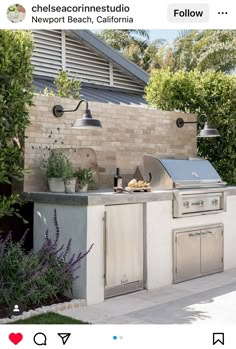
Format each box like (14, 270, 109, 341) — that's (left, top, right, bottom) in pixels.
(32, 30, 62, 78)
(31, 30, 144, 93)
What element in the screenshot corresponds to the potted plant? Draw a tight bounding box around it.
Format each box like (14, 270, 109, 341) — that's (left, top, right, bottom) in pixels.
(45, 151, 70, 193)
(64, 161, 77, 194)
(7, 5, 17, 16)
(74, 168, 94, 192)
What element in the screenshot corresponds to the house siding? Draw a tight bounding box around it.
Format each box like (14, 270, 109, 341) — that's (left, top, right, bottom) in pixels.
(31, 30, 144, 92)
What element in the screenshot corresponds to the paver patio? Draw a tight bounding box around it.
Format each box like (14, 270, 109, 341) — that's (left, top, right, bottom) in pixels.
(58, 268, 236, 324)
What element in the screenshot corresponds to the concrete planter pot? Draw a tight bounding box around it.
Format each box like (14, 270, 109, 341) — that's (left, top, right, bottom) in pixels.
(78, 183, 88, 192)
(7, 11, 18, 21)
(48, 178, 65, 193)
(65, 178, 77, 193)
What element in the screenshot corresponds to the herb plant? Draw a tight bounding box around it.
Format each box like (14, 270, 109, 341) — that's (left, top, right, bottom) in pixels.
(45, 151, 73, 179)
(73, 168, 94, 188)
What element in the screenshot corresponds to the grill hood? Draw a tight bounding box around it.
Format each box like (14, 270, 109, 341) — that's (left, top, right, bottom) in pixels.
(143, 155, 227, 189)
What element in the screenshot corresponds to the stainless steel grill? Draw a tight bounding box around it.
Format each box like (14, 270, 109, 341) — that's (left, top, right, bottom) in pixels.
(144, 155, 227, 218)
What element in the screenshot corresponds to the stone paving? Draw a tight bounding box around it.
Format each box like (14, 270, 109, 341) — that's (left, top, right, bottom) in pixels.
(58, 268, 236, 324)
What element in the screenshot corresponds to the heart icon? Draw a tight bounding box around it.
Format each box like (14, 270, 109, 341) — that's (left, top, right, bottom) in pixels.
(9, 333, 23, 345)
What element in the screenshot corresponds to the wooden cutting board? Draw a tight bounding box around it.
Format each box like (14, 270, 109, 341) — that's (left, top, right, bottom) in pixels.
(58, 147, 103, 189)
(125, 187, 152, 192)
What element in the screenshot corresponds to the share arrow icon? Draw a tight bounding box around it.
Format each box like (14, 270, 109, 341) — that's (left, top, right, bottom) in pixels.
(58, 333, 71, 345)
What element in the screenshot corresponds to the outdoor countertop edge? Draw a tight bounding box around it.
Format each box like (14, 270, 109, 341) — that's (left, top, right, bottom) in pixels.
(22, 186, 236, 206)
(22, 190, 173, 206)
(226, 186, 236, 196)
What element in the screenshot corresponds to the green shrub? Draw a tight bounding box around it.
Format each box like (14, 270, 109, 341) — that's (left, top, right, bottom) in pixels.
(43, 70, 80, 99)
(0, 195, 26, 222)
(145, 69, 236, 184)
(56, 70, 80, 99)
(0, 30, 33, 220)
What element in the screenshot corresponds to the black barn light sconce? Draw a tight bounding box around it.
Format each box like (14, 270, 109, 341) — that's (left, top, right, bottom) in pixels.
(52, 99, 102, 129)
(176, 117, 220, 138)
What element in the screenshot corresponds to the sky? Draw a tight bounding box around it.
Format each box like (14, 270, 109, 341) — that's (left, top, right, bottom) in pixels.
(149, 29, 181, 44)
(92, 29, 182, 45)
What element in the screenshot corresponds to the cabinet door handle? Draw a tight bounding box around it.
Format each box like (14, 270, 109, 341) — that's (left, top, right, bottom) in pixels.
(104, 211, 108, 287)
(202, 231, 212, 235)
(189, 232, 200, 237)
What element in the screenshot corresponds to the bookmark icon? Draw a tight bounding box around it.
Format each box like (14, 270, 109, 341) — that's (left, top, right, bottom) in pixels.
(213, 333, 224, 345)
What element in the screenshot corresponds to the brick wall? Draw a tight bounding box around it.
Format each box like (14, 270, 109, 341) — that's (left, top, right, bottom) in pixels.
(24, 95, 197, 191)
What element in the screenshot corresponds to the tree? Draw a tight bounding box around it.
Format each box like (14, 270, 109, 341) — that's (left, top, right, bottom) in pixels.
(173, 30, 236, 73)
(42, 70, 81, 99)
(123, 39, 169, 72)
(98, 29, 149, 51)
(0, 30, 33, 221)
(172, 30, 199, 72)
(99, 30, 236, 74)
(98, 30, 168, 72)
(145, 69, 236, 184)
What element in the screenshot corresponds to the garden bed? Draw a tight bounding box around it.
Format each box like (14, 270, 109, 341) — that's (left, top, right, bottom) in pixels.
(0, 209, 92, 323)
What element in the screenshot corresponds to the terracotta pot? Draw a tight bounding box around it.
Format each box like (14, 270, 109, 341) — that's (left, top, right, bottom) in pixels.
(65, 178, 77, 193)
(48, 178, 65, 193)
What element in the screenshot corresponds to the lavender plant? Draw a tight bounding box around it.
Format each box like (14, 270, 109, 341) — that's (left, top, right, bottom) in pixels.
(0, 210, 93, 308)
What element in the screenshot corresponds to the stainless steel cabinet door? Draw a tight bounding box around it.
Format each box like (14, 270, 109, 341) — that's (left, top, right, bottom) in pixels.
(174, 231, 201, 282)
(105, 204, 143, 289)
(201, 227, 223, 274)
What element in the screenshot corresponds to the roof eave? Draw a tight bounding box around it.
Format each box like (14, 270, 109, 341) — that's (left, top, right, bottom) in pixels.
(69, 30, 149, 85)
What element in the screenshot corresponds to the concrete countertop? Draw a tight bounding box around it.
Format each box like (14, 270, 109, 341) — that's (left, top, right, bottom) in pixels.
(22, 186, 236, 207)
(22, 189, 173, 206)
(226, 186, 236, 196)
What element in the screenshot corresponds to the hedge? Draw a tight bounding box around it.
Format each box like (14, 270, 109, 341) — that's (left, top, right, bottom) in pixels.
(145, 69, 236, 184)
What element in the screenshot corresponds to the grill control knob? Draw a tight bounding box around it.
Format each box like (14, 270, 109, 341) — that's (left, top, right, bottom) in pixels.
(212, 199, 219, 206)
(183, 201, 190, 208)
(200, 200, 206, 207)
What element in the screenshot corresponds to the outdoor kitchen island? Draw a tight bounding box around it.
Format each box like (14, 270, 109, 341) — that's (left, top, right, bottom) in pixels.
(24, 187, 236, 305)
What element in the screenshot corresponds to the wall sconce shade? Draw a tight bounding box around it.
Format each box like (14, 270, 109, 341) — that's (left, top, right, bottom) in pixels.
(72, 109, 102, 129)
(52, 99, 102, 129)
(197, 122, 220, 138)
(176, 117, 220, 138)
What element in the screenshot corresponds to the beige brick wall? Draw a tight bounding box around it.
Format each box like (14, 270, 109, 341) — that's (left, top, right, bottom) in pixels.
(24, 95, 197, 192)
